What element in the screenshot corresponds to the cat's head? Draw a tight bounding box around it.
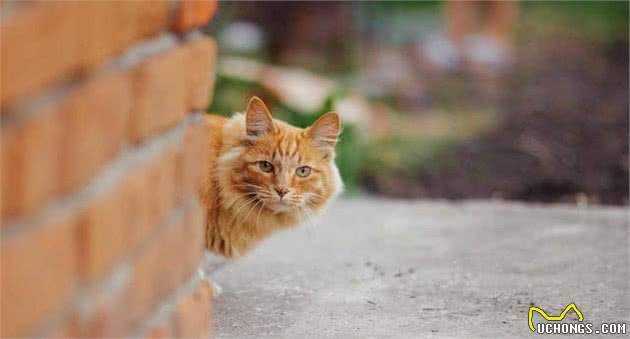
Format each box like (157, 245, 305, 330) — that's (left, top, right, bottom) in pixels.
(220, 97, 343, 218)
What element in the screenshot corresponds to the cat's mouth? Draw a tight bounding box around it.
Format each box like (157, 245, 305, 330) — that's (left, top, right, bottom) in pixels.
(267, 200, 293, 213)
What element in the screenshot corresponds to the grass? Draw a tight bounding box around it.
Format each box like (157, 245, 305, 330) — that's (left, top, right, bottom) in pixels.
(518, 1, 629, 43)
(362, 108, 497, 177)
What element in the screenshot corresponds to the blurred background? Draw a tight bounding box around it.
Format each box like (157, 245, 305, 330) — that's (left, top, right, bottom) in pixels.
(204, 0, 629, 206)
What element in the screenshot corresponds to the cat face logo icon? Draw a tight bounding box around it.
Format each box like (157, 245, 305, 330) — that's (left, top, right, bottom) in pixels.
(528, 303, 584, 332)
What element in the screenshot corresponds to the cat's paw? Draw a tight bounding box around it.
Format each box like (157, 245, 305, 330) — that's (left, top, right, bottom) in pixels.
(210, 280, 223, 298)
(198, 267, 223, 298)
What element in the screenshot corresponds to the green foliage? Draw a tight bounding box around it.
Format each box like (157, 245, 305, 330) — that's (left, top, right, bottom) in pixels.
(518, 1, 629, 42)
(362, 135, 455, 178)
(207, 76, 267, 116)
(334, 125, 364, 193)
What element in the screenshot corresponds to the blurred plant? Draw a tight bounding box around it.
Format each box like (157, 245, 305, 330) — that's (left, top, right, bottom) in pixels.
(361, 108, 496, 179)
(362, 135, 455, 177)
(518, 1, 628, 43)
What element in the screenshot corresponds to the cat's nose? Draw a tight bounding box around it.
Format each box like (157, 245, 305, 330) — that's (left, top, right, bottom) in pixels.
(274, 187, 290, 198)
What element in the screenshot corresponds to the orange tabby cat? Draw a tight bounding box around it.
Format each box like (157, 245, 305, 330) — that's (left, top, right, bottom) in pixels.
(201, 97, 343, 258)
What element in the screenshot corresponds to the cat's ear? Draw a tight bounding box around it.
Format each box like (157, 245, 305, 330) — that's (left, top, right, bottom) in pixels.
(307, 112, 341, 149)
(245, 96, 273, 137)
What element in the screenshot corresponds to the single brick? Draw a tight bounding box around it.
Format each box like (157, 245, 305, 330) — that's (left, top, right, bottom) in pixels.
(1, 106, 62, 223)
(0, 2, 80, 108)
(77, 1, 122, 69)
(176, 122, 211, 204)
(57, 71, 131, 195)
(144, 145, 179, 229)
(76, 185, 131, 284)
(0, 214, 77, 337)
(79, 1, 169, 70)
(184, 37, 217, 111)
(126, 203, 205, 329)
(131, 0, 170, 39)
(182, 201, 205, 273)
(118, 165, 152, 248)
(129, 47, 188, 143)
(172, 0, 218, 33)
(173, 280, 214, 338)
(196, 120, 213, 192)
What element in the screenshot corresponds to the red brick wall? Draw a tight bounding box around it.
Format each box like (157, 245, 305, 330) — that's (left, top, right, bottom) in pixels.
(0, 1, 218, 337)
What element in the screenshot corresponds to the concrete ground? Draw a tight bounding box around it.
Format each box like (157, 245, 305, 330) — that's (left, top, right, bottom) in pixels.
(211, 198, 629, 338)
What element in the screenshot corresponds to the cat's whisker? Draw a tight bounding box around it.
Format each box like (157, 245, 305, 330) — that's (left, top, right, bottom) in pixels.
(304, 204, 315, 220)
(295, 201, 314, 224)
(257, 191, 274, 201)
(221, 192, 252, 211)
(307, 192, 326, 202)
(301, 201, 318, 227)
(228, 195, 258, 225)
(220, 194, 243, 210)
(253, 199, 265, 229)
(241, 197, 262, 227)
(291, 205, 305, 224)
(298, 210, 307, 225)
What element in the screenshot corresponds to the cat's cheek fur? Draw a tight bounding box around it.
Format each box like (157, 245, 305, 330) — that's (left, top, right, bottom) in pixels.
(331, 162, 344, 196)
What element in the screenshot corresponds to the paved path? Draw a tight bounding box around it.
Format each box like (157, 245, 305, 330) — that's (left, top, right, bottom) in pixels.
(211, 198, 629, 338)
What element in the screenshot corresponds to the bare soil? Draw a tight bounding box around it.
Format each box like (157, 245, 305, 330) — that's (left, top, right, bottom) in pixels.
(363, 38, 629, 205)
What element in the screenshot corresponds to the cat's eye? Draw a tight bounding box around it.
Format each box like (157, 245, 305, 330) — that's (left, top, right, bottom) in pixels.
(258, 161, 273, 173)
(296, 166, 311, 177)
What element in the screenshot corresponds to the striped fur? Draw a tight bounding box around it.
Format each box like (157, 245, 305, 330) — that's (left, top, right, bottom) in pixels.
(201, 97, 342, 257)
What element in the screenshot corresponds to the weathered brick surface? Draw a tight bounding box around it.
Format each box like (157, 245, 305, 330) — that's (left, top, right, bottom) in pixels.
(127, 203, 205, 328)
(1, 2, 217, 337)
(1, 106, 62, 223)
(77, 145, 178, 284)
(104, 143, 180, 258)
(173, 280, 214, 338)
(185, 37, 218, 110)
(0, 214, 77, 337)
(177, 121, 212, 204)
(58, 71, 132, 195)
(130, 48, 189, 143)
(0, 2, 80, 108)
(76, 186, 131, 285)
(59, 281, 129, 338)
(139, 278, 213, 339)
(80, 1, 169, 70)
(172, 0, 218, 33)
(1, 71, 131, 223)
(144, 146, 180, 229)
(0, 1, 169, 109)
